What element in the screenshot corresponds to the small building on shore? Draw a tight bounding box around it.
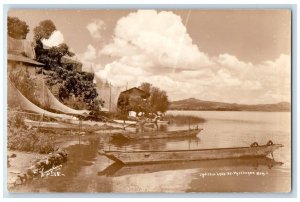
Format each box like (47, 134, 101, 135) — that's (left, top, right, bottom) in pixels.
(118, 87, 150, 100)
(117, 87, 150, 116)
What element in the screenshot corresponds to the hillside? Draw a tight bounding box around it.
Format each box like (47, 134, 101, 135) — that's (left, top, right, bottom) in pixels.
(170, 98, 291, 112)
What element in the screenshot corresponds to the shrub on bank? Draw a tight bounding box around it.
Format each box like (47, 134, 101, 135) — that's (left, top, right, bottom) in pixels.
(7, 111, 56, 154)
(7, 127, 56, 154)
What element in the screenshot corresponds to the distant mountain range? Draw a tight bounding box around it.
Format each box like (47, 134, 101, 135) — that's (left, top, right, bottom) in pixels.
(170, 98, 291, 112)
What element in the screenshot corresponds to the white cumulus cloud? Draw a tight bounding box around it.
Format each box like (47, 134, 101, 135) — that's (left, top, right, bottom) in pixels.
(86, 19, 106, 39)
(100, 10, 212, 72)
(94, 10, 291, 104)
(82, 44, 97, 61)
(41, 30, 64, 47)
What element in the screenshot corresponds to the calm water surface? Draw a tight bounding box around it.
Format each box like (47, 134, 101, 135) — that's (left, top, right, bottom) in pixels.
(12, 111, 291, 193)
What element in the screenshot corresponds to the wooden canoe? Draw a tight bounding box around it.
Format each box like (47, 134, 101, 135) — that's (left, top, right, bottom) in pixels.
(98, 157, 283, 177)
(111, 128, 203, 140)
(24, 119, 105, 132)
(113, 120, 169, 125)
(99, 142, 283, 165)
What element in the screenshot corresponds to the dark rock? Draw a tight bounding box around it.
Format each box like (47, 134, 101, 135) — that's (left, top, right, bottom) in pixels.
(58, 150, 68, 161)
(53, 154, 63, 166)
(10, 153, 17, 158)
(17, 173, 27, 183)
(26, 168, 34, 176)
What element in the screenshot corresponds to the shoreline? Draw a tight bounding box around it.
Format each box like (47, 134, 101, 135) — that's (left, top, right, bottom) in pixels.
(6, 131, 102, 191)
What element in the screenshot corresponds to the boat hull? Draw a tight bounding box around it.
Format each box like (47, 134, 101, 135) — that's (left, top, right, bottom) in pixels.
(100, 144, 283, 165)
(24, 119, 106, 132)
(111, 128, 202, 140)
(98, 157, 283, 177)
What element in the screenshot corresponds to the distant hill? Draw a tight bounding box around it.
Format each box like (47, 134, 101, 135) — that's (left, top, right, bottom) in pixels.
(170, 98, 291, 112)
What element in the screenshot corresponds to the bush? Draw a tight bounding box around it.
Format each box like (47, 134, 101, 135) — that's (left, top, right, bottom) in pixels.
(7, 16, 29, 39)
(7, 127, 55, 154)
(7, 110, 25, 128)
(7, 112, 56, 154)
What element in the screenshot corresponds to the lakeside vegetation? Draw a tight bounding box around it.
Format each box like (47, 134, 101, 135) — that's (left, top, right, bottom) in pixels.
(7, 112, 56, 153)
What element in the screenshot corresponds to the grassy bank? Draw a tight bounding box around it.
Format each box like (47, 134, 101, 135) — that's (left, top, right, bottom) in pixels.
(164, 114, 206, 125)
(7, 111, 58, 154)
(8, 127, 57, 154)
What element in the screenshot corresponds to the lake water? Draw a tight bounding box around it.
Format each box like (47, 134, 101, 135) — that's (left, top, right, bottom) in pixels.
(11, 111, 291, 193)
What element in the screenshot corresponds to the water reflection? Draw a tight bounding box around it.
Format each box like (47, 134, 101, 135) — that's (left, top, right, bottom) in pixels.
(98, 157, 283, 177)
(12, 136, 113, 192)
(108, 136, 201, 151)
(11, 111, 290, 192)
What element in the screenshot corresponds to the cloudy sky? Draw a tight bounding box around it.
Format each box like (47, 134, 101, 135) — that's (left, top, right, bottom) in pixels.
(8, 9, 291, 104)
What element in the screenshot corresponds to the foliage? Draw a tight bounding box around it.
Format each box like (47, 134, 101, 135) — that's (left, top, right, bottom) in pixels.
(117, 82, 170, 116)
(117, 93, 131, 120)
(7, 110, 25, 129)
(45, 68, 103, 110)
(148, 86, 170, 114)
(8, 127, 56, 154)
(7, 111, 55, 154)
(139, 82, 170, 114)
(33, 19, 103, 113)
(128, 96, 150, 115)
(35, 42, 75, 70)
(7, 16, 29, 39)
(33, 20, 56, 41)
(139, 82, 151, 95)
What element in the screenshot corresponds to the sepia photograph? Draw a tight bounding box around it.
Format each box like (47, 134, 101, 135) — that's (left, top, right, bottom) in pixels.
(6, 8, 292, 193)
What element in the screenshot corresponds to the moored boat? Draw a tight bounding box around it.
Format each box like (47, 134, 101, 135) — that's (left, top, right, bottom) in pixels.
(98, 157, 283, 177)
(99, 141, 283, 165)
(24, 118, 107, 132)
(111, 128, 202, 140)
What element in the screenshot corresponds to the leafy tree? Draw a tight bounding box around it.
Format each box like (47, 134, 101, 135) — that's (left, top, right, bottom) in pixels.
(7, 16, 29, 39)
(128, 96, 150, 115)
(33, 20, 104, 113)
(148, 86, 169, 114)
(33, 20, 56, 41)
(45, 66, 103, 111)
(36, 42, 74, 70)
(117, 93, 131, 121)
(117, 82, 170, 117)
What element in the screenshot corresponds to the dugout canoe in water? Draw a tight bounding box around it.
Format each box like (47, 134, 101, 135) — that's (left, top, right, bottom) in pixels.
(99, 141, 283, 165)
(110, 128, 203, 141)
(98, 157, 283, 177)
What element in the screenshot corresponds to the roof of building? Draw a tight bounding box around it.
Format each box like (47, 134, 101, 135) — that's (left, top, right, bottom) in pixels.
(7, 54, 44, 66)
(120, 87, 150, 98)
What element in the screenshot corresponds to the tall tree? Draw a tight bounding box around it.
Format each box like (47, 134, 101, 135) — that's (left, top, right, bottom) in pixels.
(7, 16, 29, 39)
(36, 43, 74, 70)
(33, 20, 56, 41)
(148, 86, 170, 114)
(117, 83, 170, 116)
